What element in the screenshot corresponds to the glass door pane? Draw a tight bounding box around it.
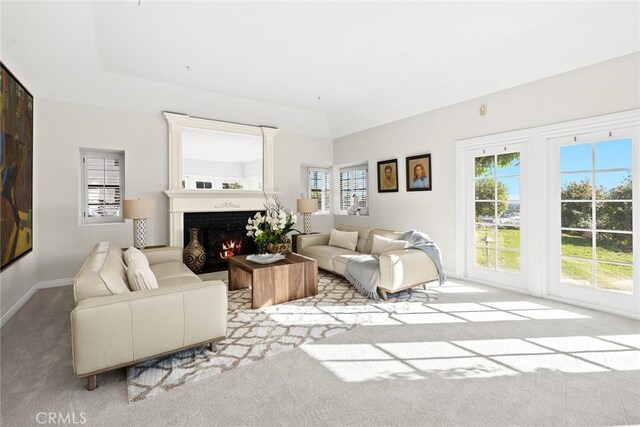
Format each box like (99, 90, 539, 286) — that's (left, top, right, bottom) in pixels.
(474, 152, 521, 273)
(559, 138, 633, 294)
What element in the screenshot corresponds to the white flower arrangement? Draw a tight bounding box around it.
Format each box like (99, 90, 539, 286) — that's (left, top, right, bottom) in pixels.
(246, 198, 297, 253)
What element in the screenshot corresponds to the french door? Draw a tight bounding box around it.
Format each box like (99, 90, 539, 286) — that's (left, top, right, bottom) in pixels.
(466, 143, 527, 289)
(547, 127, 639, 316)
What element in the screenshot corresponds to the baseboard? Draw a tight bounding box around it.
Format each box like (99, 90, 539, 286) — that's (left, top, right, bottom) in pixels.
(443, 273, 530, 294)
(0, 285, 39, 328)
(0, 278, 73, 328)
(445, 274, 639, 320)
(37, 278, 74, 289)
(543, 294, 640, 321)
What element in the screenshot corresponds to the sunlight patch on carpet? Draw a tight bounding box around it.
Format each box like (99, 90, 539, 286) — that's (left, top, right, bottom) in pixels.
(127, 272, 432, 402)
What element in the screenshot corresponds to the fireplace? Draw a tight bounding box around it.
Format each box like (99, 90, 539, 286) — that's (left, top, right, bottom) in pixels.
(183, 210, 264, 273)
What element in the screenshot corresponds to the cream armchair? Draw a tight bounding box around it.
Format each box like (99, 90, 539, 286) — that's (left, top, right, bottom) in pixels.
(296, 225, 439, 299)
(71, 242, 227, 390)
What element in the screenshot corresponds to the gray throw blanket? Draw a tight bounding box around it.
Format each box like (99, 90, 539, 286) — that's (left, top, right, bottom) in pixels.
(344, 230, 445, 300)
(400, 230, 446, 286)
(344, 255, 381, 300)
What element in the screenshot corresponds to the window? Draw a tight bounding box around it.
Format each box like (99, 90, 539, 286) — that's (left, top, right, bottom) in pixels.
(308, 167, 331, 213)
(81, 149, 125, 224)
(559, 138, 633, 293)
(339, 164, 368, 214)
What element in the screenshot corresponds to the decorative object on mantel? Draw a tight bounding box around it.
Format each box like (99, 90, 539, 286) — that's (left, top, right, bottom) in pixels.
(183, 228, 206, 272)
(246, 197, 297, 254)
(123, 199, 156, 249)
(296, 198, 318, 234)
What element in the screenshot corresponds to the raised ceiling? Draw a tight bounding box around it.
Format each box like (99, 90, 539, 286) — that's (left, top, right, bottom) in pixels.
(2, 1, 639, 138)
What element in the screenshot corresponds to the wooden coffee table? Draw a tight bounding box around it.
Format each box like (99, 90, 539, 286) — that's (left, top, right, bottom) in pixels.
(228, 253, 318, 309)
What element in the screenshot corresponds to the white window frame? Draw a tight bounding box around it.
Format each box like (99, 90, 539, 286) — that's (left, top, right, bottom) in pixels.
(547, 126, 638, 316)
(338, 164, 368, 215)
(455, 109, 640, 319)
(307, 167, 331, 214)
(465, 143, 527, 290)
(80, 149, 125, 224)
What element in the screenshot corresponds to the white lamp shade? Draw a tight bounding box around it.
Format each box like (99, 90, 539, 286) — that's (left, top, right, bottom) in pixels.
(297, 198, 318, 213)
(123, 199, 156, 219)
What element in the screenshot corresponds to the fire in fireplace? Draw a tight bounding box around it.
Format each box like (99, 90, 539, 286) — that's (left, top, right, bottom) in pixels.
(183, 210, 264, 273)
(219, 239, 243, 259)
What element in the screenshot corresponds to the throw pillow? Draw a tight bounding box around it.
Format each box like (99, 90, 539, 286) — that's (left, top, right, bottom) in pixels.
(328, 229, 359, 251)
(124, 246, 149, 268)
(126, 263, 159, 291)
(371, 234, 408, 255)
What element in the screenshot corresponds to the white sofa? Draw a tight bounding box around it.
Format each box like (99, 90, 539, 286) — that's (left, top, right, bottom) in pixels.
(296, 225, 440, 299)
(71, 242, 227, 390)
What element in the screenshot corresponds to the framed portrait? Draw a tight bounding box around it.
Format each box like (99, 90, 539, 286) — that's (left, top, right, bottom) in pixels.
(1, 62, 34, 271)
(406, 153, 432, 191)
(377, 159, 398, 192)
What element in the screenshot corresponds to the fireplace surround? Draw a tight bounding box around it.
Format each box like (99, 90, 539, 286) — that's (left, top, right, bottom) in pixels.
(163, 112, 279, 251)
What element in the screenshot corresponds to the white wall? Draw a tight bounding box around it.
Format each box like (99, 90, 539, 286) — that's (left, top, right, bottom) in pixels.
(35, 99, 169, 282)
(5, 99, 334, 303)
(333, 52, 640, 276)
(0, 254, 39, 324)
(274, 133, 334, 234)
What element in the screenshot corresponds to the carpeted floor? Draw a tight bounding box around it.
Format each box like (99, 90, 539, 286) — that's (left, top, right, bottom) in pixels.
(1, 274, 639, 426)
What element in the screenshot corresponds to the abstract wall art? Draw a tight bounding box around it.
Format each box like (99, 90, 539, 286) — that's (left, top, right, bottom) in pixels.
(1, 62, 34, 271)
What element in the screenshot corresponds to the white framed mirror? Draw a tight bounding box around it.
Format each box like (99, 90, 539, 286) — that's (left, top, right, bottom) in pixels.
(181, 128, 263, 191)
(164, 112, 277, 193)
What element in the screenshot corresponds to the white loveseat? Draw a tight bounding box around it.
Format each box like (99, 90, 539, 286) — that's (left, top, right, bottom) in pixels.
(296, 225, 440, 299)
(71, 242, 227, 390)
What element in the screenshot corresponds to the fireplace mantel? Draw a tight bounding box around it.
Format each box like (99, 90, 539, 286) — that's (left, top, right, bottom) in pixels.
(163, 112, 279, 247)
(165, 190, 280, 246)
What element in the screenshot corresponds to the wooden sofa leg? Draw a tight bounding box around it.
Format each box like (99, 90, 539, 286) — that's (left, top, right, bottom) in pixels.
(209, 341, 218, 352)
(378, 288, 388, 301)
(87, 375, 97, 391)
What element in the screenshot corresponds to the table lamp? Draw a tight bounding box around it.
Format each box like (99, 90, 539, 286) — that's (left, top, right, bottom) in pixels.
(123, 199, 156, 249)
(296, 198, 318, 234)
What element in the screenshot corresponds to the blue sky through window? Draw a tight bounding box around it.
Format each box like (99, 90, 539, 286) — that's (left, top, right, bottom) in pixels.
(500, 177, 520, 200)
(561, 138, 632, 172)
(595, 139, 632, 170)
(497, 154, 520, 177)
(560, 138, 632, 196)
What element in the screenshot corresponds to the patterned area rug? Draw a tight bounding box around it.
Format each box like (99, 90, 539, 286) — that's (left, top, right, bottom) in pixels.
(127, 271, 434, 402)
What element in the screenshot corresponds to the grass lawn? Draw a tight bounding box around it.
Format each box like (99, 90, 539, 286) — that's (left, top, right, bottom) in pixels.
(475, 226, 520, 273)
(474, 225, 632, 292)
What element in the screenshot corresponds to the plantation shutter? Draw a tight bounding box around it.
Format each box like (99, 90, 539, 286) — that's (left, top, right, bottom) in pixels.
(339, 165, 368, 211)
(353, 169, 367, 208)
(82, 150, 125, 223)
(308, 168, 331, 212)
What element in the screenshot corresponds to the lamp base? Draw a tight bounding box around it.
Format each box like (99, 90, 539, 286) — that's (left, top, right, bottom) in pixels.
(303, 212, 312, 234)
(133, 218, 148, 249)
